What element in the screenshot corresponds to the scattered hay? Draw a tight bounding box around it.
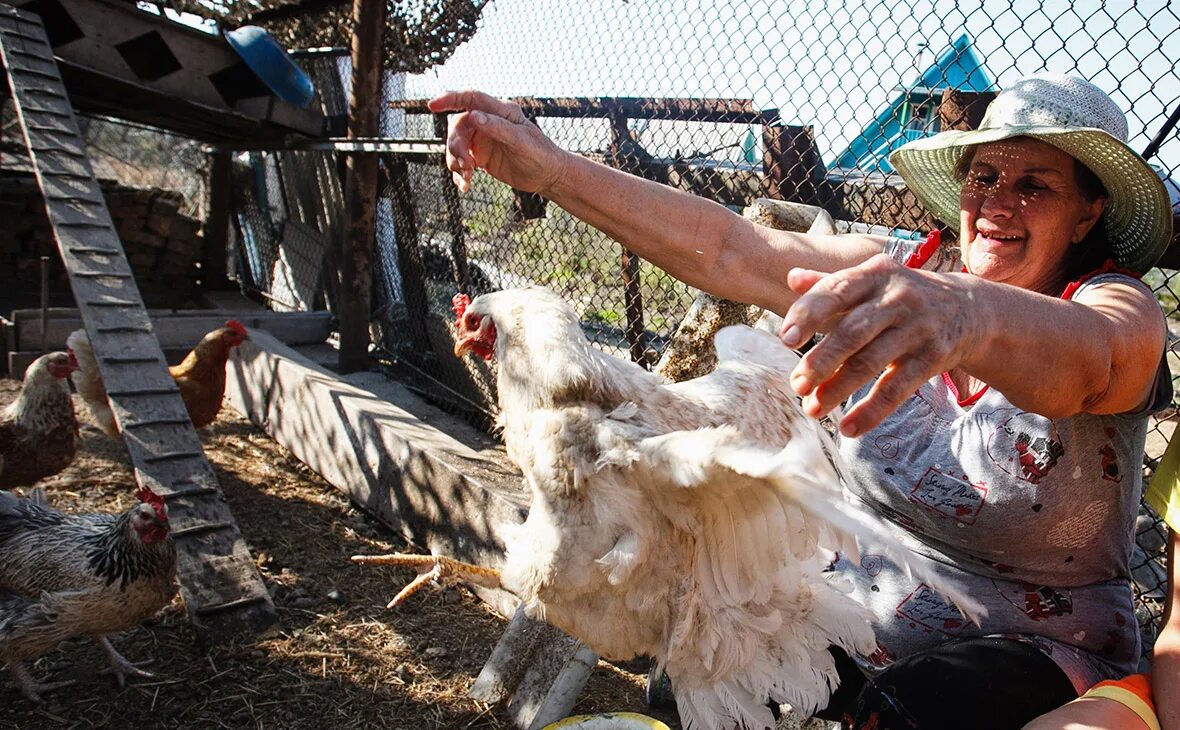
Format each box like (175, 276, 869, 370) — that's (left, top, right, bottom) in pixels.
(1, 381, 674, 729)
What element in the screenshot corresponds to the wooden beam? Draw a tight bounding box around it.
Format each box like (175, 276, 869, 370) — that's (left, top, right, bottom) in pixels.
(761, 123, 822, 203)
(390, 96, 777, 125)
(607, 110, 649, 367)
(11, 309, 332, 351)
(57, 60, 267, 142)
(224, 329, 528, 621)
(336, 0, 384, 373)
(510, 109, 547, 221)
(201, 149, 232, 290)
(16, 0, 324, 141)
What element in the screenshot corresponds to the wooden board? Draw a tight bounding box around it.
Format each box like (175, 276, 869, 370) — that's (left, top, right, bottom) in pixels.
(11, 308, 332, 351)
(269, 220, 327, 312)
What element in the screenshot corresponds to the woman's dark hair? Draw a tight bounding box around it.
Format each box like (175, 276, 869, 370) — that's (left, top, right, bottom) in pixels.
(954, 143, 1111, 282)
(1068, 159, 1112, 280)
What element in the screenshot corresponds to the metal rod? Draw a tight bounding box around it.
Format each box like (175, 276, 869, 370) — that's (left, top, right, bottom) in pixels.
(39, 256, 48, 353)
(389, 96, 776, 124)
(208, 138, 443, 154)
(1142, 101, 1180, 162)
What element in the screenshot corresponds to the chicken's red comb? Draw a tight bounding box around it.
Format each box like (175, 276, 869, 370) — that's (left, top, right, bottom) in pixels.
(135, 487, 167, 521)
(452, 293, 471, 321)
(225, 320, 247, 337)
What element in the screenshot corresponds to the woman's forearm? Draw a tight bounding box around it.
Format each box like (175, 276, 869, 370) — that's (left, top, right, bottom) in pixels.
(545, 151, 882, 312)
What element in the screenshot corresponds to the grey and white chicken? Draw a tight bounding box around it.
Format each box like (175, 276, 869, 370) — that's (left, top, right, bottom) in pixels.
(0, 351, 80, 489)
(355, 286, 982, 730)
(0, 488, 177, 702)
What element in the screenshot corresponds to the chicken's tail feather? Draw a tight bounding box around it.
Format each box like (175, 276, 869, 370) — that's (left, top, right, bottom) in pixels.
(774, 442, 985, 625)
(674, 680, 778, 730)
(65, 329, 119, 439)
(714, 325, 800, 372)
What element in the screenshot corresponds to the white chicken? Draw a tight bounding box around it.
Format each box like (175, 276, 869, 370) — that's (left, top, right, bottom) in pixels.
(355, 286, 982, 730)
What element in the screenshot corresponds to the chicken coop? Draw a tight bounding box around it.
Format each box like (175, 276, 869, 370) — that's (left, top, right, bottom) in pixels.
(1, 0, 1180, 728)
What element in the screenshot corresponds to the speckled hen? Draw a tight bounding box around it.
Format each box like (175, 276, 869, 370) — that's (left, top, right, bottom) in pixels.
(0, 488, 177, 702)
(0, 351, 79, 489)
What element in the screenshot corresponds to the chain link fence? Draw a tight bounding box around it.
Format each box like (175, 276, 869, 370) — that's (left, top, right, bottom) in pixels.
(79, 116, 209, 218)
(0, 101, 212, 309)
(214, 0, 1180, 661)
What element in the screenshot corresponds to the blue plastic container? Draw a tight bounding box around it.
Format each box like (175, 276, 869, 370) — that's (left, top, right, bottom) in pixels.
(223, 25, 316, 108)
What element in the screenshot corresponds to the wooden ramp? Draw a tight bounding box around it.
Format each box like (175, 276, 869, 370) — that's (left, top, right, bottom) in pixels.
(0, 4, 276, 644)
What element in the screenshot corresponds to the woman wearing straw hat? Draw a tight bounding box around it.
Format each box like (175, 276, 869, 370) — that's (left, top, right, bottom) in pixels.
(429, 72, 1175, 728)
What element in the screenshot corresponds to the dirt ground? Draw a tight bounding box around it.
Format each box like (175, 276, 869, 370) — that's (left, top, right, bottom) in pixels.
(0, 380, 679, 730)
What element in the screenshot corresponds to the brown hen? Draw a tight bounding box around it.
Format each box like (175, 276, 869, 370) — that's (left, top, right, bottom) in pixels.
(67, 321, 249, 436)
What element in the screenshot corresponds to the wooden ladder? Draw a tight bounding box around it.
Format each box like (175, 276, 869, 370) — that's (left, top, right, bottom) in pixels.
(0, 4, 277, 644)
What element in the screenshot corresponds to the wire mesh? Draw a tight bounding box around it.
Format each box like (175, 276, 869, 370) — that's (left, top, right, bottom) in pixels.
(78, 116, 209, 218)
(0, 105, 211, 309)
(216, 0, 1180, 659)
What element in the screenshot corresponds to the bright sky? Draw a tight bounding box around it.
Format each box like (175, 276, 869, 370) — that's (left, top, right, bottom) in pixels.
(399, 0, 1180, 176)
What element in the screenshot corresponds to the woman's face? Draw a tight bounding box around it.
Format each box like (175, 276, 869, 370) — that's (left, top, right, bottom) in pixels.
(958, 137, 1106, 293)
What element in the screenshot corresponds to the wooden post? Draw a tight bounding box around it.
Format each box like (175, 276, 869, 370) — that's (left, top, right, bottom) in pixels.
(761, 123, 821, 204)
(762, 122, 784, 200)
(434, 113, 472, 293)
(939, 90, 996, 131)
(512, 109, 547, 220)
(337, 0, 384, 373)
(200, 148, 232, 290)
(608, 109, 649, 366)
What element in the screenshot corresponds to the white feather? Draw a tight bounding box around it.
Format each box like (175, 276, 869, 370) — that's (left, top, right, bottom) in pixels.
(65, 329, 119, 439)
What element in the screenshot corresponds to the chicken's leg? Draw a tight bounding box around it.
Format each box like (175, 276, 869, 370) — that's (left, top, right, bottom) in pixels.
(7, 661, 75, 703)
(94, 635, 154, 688)
(351, 553, 502, 608)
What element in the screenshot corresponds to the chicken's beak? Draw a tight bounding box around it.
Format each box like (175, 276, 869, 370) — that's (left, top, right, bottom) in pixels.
(454, 337, 474, 358)
(453, 317, 495, 360)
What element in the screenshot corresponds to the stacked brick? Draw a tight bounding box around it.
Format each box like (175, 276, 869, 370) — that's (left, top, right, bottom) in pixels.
(0, 173, 203, 309)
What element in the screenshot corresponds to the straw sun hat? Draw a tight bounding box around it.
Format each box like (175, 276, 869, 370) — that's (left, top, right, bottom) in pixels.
(890, 72, 1173, 275)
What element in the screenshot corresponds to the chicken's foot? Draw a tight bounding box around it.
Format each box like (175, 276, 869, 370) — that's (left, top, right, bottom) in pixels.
(8, 661, 75, 703)
(351, 553, 502, 608)
(95, 635, 154, 688)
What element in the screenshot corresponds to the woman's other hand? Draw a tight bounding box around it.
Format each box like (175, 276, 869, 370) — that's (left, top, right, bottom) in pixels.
(428, 90, 567, 195)
(780, 254, 979, 437)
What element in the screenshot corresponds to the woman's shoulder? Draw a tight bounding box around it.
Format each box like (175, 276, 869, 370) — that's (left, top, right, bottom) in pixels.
(1061, 262, 1157, 302)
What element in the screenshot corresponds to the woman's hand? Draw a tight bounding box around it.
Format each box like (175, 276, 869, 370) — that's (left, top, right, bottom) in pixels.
(780, 254, 980, 437)
(428, 91, 568, 195)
